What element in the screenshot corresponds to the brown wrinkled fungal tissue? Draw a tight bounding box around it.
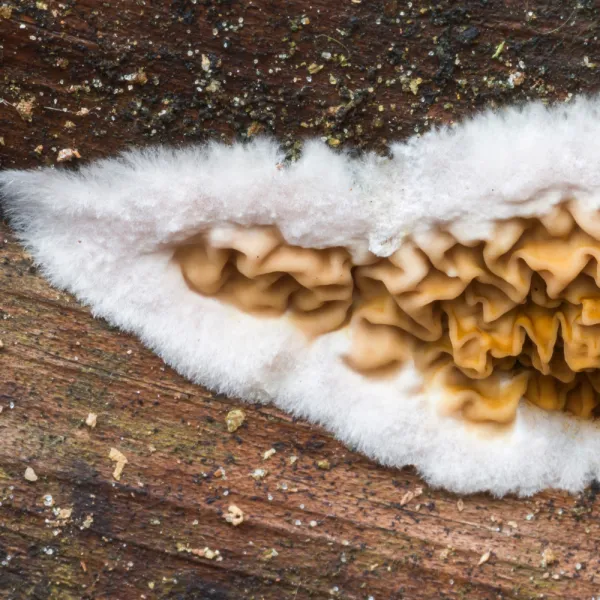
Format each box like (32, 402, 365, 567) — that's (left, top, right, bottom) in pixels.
(177, 201, 600, 425)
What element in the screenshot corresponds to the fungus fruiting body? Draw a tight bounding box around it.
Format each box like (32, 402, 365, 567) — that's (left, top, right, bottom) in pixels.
(5, 97, 600, 495)
(175, 201, 600, 425)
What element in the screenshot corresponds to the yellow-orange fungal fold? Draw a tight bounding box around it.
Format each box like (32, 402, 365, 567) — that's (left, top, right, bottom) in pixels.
(175, 201, 600, 424)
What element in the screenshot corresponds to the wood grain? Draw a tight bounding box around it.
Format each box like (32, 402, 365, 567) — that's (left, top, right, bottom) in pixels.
(3, 1, 600, 598)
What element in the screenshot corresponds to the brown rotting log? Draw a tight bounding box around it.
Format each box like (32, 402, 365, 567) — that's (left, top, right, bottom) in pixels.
(3, 1, 600, 598)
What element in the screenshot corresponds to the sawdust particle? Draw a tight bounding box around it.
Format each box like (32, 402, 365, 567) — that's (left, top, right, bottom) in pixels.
(16, 98, 35, 122)
(81, 514, 94, 529)
(541, 547, 557, 568)
(409, 77, 423, 95)
(24, 467, 38, 482)
(109, 447, 128, 480)
(263, 448, 276, 460)
(400, 487, 423, 507)
(225, 504, 244, 526)
(226, 409, 245, 432)
(57, 148, 81, 163)
(251, 468, 268, 480)
(262, 548, 279, 560)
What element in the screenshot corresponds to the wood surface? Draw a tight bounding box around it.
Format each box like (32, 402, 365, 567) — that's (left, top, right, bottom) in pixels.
(2, 1, 600, 598)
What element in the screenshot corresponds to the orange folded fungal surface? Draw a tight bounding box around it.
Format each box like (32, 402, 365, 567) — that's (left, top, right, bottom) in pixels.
(174, 227, 355, 337)
(174, 201, 600, 424)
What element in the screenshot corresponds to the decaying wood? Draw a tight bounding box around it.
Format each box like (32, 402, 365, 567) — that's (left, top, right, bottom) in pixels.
(2, 1, 600, 598)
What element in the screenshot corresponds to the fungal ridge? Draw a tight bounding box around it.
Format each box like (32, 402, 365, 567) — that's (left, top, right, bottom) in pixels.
(174, 199, 600, 424)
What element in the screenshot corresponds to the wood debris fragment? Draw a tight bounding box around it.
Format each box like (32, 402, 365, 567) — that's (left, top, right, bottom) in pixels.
(57, 507, 73, 521)
(400, 486, 422, 506)
(478, 550, 491, 566)
(122, 70, 148, 85)
(262, 548, 279, 561)
(251, 468, 268, 480)
(409, 77, 423, 95)
(24, 467, 38, 482)
(440, 547, 453, 560)
(177, 543, 222, 561)
(81, 514, 94, 529)
(109, 447, 128, 480)
(541, 547, 557, 568)
(507, 71, 525, 88)
(225, 409, 245, 432)
(492, 40, 505, 59)
(400, 491, 413, 506)
(225, 504, 244, 526)
(246, 121, 264, 137)
(57, 148, 81, 162)
(263, 448, 276, 460)
(16, 98, 35, 122)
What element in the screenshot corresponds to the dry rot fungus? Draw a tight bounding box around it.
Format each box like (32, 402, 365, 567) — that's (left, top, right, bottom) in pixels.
(174, 201, 600, 425)
(174, 227, 354, 337)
